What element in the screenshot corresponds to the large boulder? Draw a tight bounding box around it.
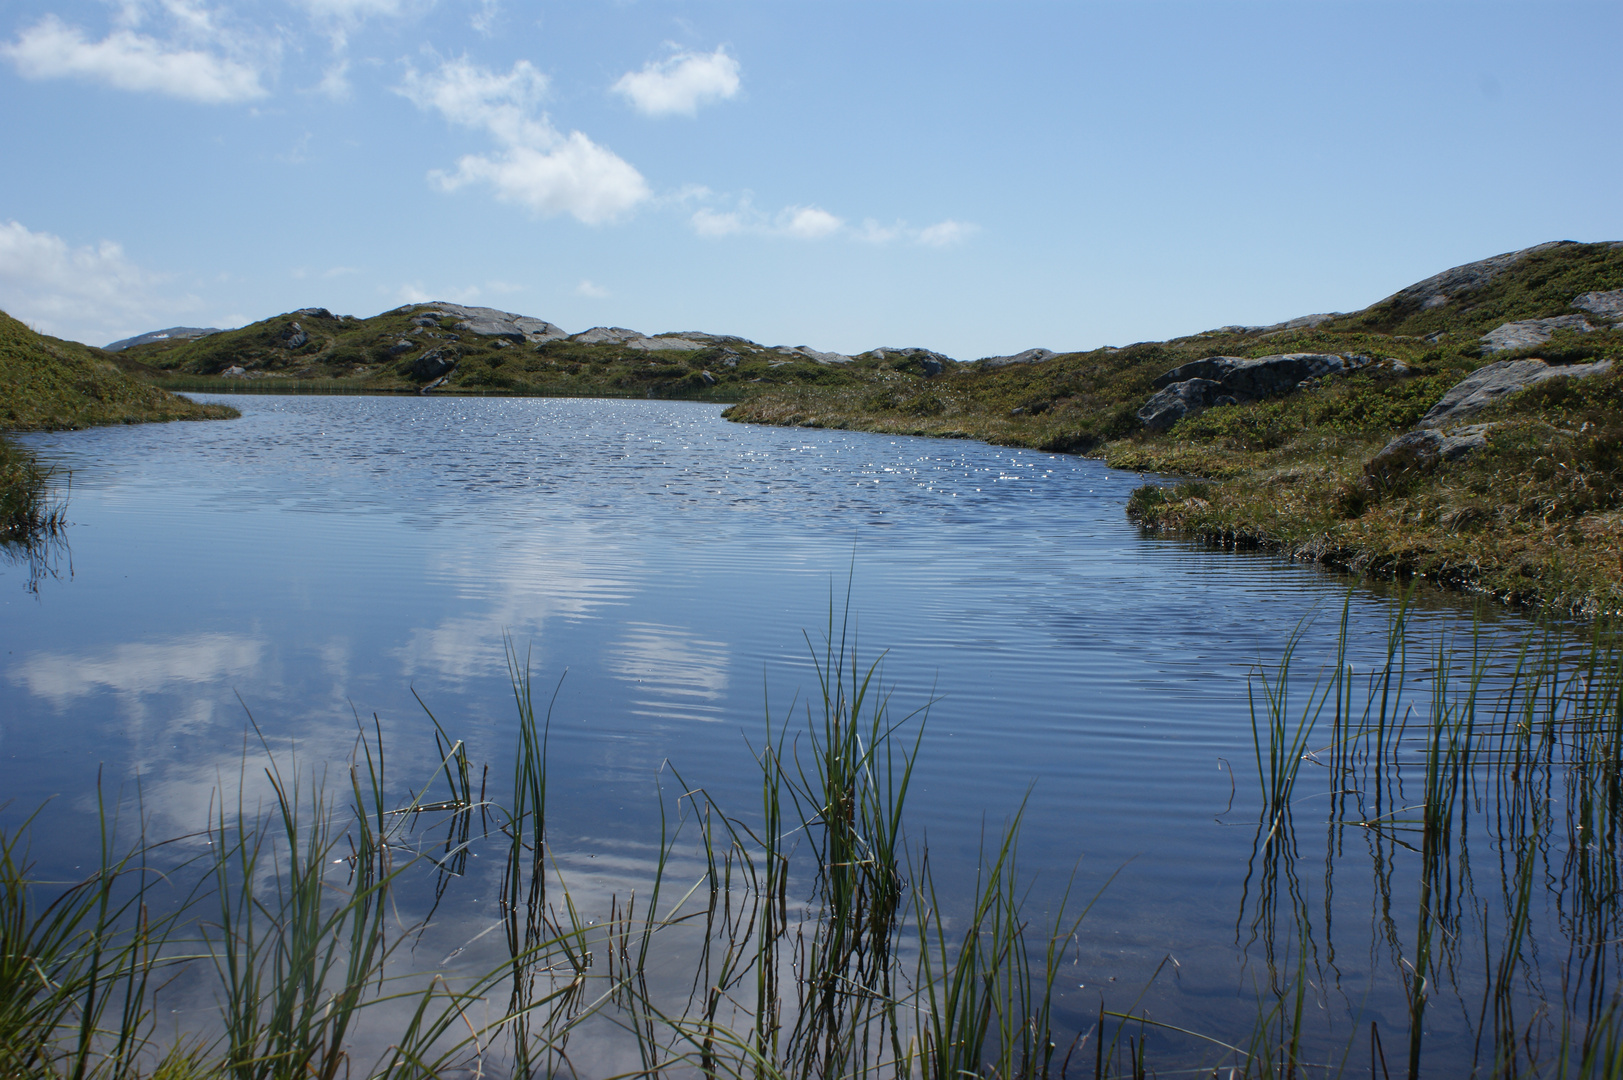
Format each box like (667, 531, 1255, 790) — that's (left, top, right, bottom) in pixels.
(776, 345, 856, 365)
(571, 326, 647, 346)
(411, 303, 567, 343)
(278, 322, 308, 349)
(1479, 315, 1593, 353)
(404, 349, 456, 381)
(1138, 353, 1372, 431)
(1152, 353, 1371, 394)
(454, 318, 527, 343)
(1419, 358, 1614, 428)
(1574, 289, 1623, 322)
(1137, 379, 1234, 432)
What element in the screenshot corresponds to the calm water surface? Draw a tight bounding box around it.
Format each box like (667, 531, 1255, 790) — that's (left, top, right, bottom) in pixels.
(0, 395, 1571, 1069)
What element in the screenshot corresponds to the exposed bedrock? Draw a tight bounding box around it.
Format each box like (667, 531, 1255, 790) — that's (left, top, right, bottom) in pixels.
(1139, 353, 1373, 432)
(1419, 358, 1614, 428)
(1479, 315, 1594, 354)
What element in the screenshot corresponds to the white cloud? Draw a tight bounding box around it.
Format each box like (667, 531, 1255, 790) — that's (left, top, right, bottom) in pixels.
(691, 207, 746, 238)
(296, 0, 407, 22)
(0, 14, 266, 103)
(917, 219, 978, 247)
(315, 58, 350, 98)
(0, 220, 200, 345)
(575, 279, 609, 299)
(780, 205, 843, 239)
(688, 197, 845, 241)
(394, 282, 481, 304)
(399, 57, 650, 224)
(470, 0, 500, 35)
(612, 47, 740, 118)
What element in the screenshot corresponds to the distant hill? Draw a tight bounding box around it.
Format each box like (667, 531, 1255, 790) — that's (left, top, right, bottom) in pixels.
(0, 310, 237, 431)
(104, 326, 220, 352)
(111, 301, 958, 399)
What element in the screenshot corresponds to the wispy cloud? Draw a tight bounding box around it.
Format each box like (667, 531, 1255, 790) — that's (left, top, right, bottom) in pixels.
(1, 13, 267, 103)
(686, 194, 974, 247)
(915, 219, 978, 247)
(0, 220, 199, 345)
(575, 279, 609, 299)
(394, 281, 482, 304)
(399, 56, 650, 224)
(612, 47, 740, 118)
(690, 198, 844, 241)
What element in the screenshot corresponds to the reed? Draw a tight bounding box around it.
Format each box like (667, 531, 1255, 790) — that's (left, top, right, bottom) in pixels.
(16, 597, 1623, 1078)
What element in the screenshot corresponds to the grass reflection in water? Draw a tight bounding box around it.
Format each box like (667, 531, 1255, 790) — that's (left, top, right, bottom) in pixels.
(4, 596, 1623, 1078)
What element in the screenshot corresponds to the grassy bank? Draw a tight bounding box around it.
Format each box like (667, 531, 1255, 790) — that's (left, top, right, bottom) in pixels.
(0, 310, 239, 547)
(725, 242, 1623, 614)
(4, 603, 1623, 1077)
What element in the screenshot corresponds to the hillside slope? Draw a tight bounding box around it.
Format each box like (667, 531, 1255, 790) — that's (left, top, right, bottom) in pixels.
(0, 310, 236, 540)
(1, 311, 238, 431)
(726, 241, 1623, 613)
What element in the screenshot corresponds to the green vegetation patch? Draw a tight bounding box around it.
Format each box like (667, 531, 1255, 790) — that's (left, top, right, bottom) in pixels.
(0, 311, 238, 431)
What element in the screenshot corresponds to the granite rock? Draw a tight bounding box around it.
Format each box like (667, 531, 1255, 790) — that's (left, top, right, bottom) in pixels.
(1137, 379, 1235, 432)
(1375, 241, 1574, 312)
(1479, 315, 1594, 354)
(1419, 358, 1614, 427)
(1573, 289, 1623, 322)
(405, 349, 456, 381)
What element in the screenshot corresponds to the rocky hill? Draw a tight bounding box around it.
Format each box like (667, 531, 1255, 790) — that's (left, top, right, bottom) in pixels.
(111, 301, 959, 400)
(725, 240, 1623, 613)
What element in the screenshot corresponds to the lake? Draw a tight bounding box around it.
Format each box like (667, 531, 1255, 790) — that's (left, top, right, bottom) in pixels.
(2, 394, 1609, 1076)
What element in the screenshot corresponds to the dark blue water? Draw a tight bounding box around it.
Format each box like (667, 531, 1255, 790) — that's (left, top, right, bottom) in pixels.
(0, 395, 1564, 1070)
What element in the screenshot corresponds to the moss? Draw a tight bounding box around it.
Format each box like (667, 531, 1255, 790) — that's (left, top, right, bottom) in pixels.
(0, 311, 238, 431)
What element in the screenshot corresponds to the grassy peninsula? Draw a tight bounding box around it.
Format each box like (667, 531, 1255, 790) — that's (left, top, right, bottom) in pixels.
(0, 311, 237, 539)
(725, 241, 1623, 614)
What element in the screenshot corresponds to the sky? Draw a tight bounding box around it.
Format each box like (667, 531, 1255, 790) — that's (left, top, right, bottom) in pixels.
(0, 1, 1619, 360)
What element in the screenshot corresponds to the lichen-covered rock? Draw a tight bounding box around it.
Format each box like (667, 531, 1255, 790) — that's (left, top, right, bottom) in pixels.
(1137, 379, 1233, 432)
(455, 318, 527, 343)
(571, 326, 646, 346)
(777, 345, 856, 365)
(1152, 353, 1370, 395)
(1420, 358, 1614, 427)
(1574, 289, 1623, 322)
(1138, 353, 1371, 430)
(1479, 315, 1593, 353)
(387, 339, 416, 356)
(279, 323, 308, 349)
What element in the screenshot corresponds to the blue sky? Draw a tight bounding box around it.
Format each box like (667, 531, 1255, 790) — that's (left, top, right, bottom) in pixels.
(1, 1, 1619, 359)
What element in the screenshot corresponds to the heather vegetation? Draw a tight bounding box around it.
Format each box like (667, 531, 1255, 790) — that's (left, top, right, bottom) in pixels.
(111, 306, 896, 402)
(725, 242, 1623, 613)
